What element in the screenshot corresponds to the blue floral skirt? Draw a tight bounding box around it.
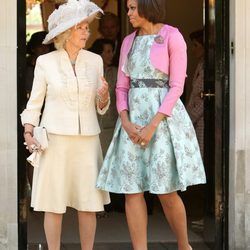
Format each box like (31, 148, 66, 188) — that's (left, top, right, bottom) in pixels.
(97, 80, 206, 194)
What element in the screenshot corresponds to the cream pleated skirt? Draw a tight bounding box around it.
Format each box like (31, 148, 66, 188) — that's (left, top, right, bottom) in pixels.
(31, 133, 110, 213)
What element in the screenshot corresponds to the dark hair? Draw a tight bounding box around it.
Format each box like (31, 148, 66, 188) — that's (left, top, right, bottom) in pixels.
(137, 0, 167, 24)
(189, 29, 204, 46)
(99, 11, 119, 29)
(89, 38, 115, 55)
(26, 31, 48, 54)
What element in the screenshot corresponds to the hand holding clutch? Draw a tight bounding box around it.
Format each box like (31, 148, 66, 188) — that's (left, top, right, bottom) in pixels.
(26, 127, 48, 168)
(33, 127, 48, 150)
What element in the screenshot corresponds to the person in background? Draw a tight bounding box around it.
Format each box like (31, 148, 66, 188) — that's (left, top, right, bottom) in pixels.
(97, 0, 206, 249)
(186, 29, 204, 158)
(25, 31, 52, 189)
(21, 1, 110, 249)
(90, 38, 118, 155)
(98, 12, 121, 66)
(25, 31, 52, 99)
(90, 38, 126, 214)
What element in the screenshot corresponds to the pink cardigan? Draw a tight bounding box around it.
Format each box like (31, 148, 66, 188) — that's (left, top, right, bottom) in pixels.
(116, 24, 187, 116)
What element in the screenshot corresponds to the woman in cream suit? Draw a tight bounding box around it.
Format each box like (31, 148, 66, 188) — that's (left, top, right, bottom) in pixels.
(21, 1, 110, 249)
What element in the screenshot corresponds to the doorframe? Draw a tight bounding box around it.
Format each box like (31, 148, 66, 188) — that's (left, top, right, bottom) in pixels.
(214, 0, 229, 249)
(204, 0, 229, 249)
(17, 0, 28, 249)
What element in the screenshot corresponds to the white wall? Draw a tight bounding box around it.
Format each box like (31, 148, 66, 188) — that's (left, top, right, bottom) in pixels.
(229, 0, 250, 249)
(0, 0, 18, 249)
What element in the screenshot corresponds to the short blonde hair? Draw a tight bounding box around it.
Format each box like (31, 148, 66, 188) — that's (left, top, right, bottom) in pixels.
(53, 29, 71, 50)
(53, 23, 90, 50)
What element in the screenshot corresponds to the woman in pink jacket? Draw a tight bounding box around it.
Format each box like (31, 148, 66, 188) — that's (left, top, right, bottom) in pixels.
(97, 0, 206, 249)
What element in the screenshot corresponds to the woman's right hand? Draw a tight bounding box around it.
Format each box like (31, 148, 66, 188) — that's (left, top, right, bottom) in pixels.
(120, 110, 142, 144)
(122, 120, 142, 144)
(24, 133, 41, 153)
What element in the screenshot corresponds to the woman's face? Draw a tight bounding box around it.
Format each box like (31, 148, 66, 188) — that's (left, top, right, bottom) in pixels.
(127, 0, 147, 29)
(67, 21, 90, 49)
(101, 44, 114, 67)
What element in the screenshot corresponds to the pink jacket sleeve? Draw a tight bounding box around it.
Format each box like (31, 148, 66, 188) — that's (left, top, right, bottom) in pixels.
(158, 31, 187, 116)
(116, 37, 130, 113)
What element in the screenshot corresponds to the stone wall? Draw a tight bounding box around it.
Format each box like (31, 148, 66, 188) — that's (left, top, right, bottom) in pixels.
(229, 0, 250, 249)
(0, 0, 18, 249)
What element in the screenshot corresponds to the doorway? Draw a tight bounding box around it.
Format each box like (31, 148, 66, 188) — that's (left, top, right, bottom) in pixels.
(17, 0, 229, 249)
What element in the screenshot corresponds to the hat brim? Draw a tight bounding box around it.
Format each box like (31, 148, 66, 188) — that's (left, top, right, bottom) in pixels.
(43, 11, 101, 45)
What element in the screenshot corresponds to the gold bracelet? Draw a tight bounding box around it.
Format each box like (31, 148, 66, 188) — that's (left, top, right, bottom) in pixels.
(99, 98, 109, 104)
(98, 96, 110, 104)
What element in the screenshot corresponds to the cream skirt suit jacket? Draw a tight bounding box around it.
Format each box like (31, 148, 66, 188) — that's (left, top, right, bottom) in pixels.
(21, 49, 110, 213)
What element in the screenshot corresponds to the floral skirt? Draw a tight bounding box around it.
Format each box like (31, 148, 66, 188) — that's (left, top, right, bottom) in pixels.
(96, 82, 206, 194)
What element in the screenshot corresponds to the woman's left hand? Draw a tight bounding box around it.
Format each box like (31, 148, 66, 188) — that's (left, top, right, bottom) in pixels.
(137, 124, 156, 147)
(97, 77, 109, 102)
(138, 113, 166, 147)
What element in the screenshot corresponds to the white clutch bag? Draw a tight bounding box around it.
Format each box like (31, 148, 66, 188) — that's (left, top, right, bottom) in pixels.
(33, 126, 48, 150)
(27, 127, 48, 168)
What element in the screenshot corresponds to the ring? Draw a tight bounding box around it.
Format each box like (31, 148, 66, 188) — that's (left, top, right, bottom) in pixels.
(141, 142, 145, 146)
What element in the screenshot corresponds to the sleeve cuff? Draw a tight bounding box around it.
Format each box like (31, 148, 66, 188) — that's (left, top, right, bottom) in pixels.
(20, 110, 41, 126)
(97, 97, 111, 115)
(158, 106, 172, 117)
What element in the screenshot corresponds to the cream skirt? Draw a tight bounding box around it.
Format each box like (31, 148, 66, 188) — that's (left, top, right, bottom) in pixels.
(31, 133, 110, 213)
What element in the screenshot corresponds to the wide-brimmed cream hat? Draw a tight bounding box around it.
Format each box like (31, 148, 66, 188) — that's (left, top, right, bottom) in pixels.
(43, 0, 103, 44)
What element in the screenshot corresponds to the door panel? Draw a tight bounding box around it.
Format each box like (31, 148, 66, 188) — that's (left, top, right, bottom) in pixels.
(204, 0, 229, 249)
(17, 0, 28, 249)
